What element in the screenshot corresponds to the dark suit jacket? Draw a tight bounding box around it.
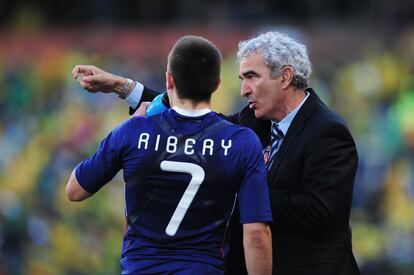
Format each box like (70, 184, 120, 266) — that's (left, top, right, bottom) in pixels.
(137, 87, 360, 275)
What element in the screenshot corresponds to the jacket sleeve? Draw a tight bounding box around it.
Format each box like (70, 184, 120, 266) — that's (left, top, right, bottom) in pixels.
(128, 86, 162, 115)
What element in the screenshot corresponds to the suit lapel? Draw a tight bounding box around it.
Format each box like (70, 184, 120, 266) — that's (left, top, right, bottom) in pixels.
(267, 89, 319, 186)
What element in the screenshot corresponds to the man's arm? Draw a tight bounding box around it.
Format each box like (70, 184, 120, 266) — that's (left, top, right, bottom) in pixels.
(243, 223, 272, 275)
(72, 65, 160, 112)
(72, 65, 132, 97)
(66, 169, 93, 201)
(66, 118, 127, 203)
(236, 130, 273, 274)
(71, 65, 246, 118)
(127, 86, 160, 115)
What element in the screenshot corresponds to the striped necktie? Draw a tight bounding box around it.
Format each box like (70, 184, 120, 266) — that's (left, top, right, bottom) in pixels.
(267, 122, 284, 170)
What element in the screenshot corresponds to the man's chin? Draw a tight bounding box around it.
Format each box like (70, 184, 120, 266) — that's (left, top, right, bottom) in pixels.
(253, 110, 265, 119)
(254, 110, 273, 120)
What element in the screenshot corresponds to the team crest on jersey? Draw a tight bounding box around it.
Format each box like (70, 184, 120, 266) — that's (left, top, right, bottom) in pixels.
(263, 146, 270, 165)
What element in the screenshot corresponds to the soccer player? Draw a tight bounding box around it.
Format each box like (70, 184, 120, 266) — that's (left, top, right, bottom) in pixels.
(66, 35, 272, 275)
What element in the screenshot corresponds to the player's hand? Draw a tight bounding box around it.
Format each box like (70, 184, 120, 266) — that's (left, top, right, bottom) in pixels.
(72, 65, 125, 94)
(133, 102, 151, 117)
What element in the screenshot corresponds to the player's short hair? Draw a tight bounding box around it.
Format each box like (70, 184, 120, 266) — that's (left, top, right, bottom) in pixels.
(168, 35, 222, 102)
(237, 31, 312, 89)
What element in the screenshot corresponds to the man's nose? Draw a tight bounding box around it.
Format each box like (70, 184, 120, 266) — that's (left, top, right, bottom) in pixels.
(240, 81, 250, 97)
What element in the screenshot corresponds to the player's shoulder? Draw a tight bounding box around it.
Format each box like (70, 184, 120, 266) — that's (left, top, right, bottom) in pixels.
(124, 115, 159, 127)
(127, 115, 147, 124)
(213, 113, 261, 143)
(213, 112, 253, 131)
(110, 116, 156, 137)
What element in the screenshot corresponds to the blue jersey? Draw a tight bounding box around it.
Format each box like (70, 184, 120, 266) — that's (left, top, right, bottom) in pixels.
(76, 109, 272, 274)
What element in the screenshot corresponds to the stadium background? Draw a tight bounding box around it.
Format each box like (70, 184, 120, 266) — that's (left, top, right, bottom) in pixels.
(0, 0, 414, 274)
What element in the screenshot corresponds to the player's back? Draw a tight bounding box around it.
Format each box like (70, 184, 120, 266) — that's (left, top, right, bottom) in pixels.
(118, 108, 267, 273)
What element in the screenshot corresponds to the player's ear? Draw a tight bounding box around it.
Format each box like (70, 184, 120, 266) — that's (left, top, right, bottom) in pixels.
(166, 71, 174, 91)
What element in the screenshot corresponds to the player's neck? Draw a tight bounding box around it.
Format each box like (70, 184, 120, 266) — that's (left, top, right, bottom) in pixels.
(171, 96, 211, 111)
(175, 101, 211, 111)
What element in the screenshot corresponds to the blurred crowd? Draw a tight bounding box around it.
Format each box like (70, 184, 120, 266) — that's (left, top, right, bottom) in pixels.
(0, 24, 414, 274)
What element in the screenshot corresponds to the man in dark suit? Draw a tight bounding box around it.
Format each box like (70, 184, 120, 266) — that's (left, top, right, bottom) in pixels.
(73, 31, 360, 275)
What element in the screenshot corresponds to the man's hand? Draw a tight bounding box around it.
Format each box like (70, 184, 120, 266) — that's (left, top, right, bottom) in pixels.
(132, 102, 151, 117)
(72, 65, 126, 96)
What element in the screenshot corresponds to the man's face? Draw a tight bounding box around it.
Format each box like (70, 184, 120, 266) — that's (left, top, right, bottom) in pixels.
(239, 52, 282, 120)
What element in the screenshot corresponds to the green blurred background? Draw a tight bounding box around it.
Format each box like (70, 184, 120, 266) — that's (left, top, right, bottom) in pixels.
(1, 0, 414, 274)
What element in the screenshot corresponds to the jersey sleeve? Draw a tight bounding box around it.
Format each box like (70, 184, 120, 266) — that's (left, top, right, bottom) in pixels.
(237, 129, 273, 224)
(75, 119, 131, 193)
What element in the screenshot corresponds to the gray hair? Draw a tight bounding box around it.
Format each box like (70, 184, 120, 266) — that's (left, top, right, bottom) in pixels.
(237, 31, 312, 89)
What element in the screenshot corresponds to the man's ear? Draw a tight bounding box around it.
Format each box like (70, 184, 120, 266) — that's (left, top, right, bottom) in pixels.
(281, 66, 294, 89)
(166, 72, 174, 91)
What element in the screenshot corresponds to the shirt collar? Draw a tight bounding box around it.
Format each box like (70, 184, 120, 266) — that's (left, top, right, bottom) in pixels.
(172, 106, 212, 117)
(273, 91, 310, 136)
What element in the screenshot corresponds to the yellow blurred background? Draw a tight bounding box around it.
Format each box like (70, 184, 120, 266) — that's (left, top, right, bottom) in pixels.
(1, 1, 414, 274)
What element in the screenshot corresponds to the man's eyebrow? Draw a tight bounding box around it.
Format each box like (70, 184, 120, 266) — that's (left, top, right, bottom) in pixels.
(239, 70, 259, 79)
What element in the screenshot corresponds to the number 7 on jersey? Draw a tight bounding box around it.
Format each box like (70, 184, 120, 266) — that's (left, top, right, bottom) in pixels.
(160, 160, 205, 236)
